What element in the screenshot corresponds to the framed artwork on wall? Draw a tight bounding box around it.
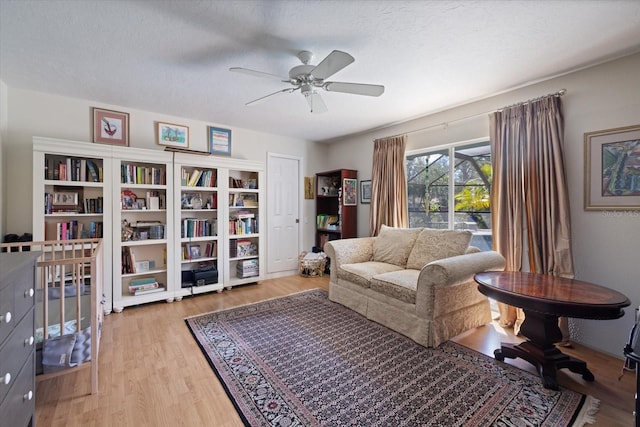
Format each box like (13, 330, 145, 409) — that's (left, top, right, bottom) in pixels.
(343, 178, 357, 206)
(208, 126, 232, 156)
(584, 124, 640, 210)
(157, 122, 189, 148)
(360, 180, 371, 204)
(92, 108, 129, 146)
(304, 177, 314, 199)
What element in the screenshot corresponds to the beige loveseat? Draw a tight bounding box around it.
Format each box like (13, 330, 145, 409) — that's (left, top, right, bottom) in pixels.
(324, 225, 506, 347)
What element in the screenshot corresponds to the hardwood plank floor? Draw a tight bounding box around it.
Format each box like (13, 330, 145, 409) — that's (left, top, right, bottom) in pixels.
(36, 275, 636, 426)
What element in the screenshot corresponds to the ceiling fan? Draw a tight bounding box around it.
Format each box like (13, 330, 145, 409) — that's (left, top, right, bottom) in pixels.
(229, 50, 384, 113)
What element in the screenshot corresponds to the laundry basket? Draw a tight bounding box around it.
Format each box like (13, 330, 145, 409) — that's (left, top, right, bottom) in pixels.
(298, 251, 327, 277)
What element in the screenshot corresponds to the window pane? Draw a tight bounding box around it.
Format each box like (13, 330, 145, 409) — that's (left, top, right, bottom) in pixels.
(406, 149, 449, 229)
(406, 141, 493, 251)
(453, 141, 492, 250)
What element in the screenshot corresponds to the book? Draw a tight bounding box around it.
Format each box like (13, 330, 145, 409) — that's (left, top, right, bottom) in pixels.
(133, 286, 164, 296)
(129, 282, 158, 293)
(187, 169, 202, 187)
(130, 277, 158, 287)
(129, 277, 160, 294)
(86, 160, 100, 182)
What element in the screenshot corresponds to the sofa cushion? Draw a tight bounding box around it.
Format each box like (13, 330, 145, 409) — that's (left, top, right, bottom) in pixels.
(339, 261, 404, 288)
(369, 269, 420, 304)
(372, 225, 421, 267)
(406, 228, 473, 270)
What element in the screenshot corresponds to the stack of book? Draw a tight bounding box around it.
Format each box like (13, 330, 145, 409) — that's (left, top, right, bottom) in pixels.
(128, 277, 164, 296)
(236, 259, 259, 278)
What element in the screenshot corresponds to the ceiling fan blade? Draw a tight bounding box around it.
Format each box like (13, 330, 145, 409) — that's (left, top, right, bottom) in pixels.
(303, 90, 328, 114)
(229, 67, 288, 82)
(246, 88, 296, 106)
(324, 82, 385, 97)
(310, 50, 354, 80)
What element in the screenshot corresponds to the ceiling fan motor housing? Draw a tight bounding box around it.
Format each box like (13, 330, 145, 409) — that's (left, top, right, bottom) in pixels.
(289, 65, 317, 85)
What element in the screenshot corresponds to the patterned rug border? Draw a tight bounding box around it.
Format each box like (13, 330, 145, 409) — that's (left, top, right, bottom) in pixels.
(185, 288, 599, 426)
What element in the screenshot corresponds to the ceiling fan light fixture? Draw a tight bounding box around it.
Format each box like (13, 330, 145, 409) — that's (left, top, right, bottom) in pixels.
(302, 85, 327, 114)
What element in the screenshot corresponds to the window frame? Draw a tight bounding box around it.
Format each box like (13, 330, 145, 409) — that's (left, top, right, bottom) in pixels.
(406, 137, 492, 245)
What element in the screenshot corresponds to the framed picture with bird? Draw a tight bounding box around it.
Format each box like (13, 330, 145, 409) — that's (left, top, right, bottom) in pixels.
(92, 107, 130, 146)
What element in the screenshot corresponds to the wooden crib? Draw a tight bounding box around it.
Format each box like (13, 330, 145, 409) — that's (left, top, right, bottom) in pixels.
(0, 238, 103, 394)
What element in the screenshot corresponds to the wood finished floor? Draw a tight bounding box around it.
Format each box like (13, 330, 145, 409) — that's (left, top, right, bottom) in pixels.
(35, 275, 636, 426)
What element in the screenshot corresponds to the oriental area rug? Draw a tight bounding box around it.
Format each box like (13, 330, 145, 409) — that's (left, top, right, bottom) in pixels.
(185, 289, 599, 426)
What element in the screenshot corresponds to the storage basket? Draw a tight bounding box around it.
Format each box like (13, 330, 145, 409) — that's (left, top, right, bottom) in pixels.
(298, 251, 327, 277)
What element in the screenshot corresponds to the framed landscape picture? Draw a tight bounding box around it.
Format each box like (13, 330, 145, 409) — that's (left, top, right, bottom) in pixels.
(208, 126, 232, 156)
(584, 124, 640, 210)
(343, 178, 357, 206)
(157, 122, 189, 149)
(92, 108, 129, 146)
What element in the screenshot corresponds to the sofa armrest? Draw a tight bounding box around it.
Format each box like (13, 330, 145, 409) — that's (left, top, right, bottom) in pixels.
(324, 237, 375, 281)
(416, 251, 506, 311)
(420, 251, 506, 287)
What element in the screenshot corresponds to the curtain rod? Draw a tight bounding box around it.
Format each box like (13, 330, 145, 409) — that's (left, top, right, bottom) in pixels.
(385, 89, 567, 139)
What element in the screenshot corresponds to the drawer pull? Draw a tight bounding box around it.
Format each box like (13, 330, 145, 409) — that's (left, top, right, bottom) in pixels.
(25, 336, 35, 346)
(0, 311, 10, 324)
(2, 373, 10, 385)
(25, 288, 34, 298)
(23, 390, 33, 401)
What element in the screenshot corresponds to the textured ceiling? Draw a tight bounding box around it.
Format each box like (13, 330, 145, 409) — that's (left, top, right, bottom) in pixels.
(1, 0, 640, 142)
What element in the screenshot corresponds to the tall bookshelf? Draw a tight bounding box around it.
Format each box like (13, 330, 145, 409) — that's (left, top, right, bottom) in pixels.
(173, 153, 224, 298)
(112, 147, 174, 312)
(315, 169, 357, 250)
(226, 163, 264, 288)
(32, 137, 114, 313)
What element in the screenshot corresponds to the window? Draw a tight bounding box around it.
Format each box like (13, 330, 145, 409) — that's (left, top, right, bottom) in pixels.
(406, 140, 492, 250)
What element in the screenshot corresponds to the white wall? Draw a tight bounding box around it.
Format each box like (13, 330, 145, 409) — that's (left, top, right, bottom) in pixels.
(0, 80, 6, 239)
(326, 52, 640, 358)
(3, 88, 328, 252)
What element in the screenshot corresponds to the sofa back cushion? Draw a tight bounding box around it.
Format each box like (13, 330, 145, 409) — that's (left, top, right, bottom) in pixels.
(406, 228, 473, 270)
(372, 225, 421, 267)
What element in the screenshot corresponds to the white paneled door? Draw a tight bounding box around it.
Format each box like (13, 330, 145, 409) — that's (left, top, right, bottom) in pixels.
(267, 153, 300, 273)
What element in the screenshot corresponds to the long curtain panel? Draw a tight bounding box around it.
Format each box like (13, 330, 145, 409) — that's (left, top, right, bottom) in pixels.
(370, 135, 409, 236)
(489, 96, 574, 339)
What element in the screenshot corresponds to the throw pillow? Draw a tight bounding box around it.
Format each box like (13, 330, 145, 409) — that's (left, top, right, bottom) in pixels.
(406, 228, 473, 270)
(372, 225, 421, 267)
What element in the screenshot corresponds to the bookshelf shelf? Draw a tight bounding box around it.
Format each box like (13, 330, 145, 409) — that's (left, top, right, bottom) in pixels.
(122, 268, 168, 278)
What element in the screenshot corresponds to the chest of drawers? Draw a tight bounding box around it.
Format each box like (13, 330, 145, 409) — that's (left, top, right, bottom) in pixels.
(0, 252, 39, 427)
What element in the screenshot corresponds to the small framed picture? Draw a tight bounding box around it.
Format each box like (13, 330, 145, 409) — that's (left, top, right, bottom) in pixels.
(93, 108, 129, 146)
(189, 245, 201, 259)
(53, 192, 79, 206)
(360, 180, 371, 204)
(208, 126, 232, 156)
(584, 124, 640, 210)
(157, 122, 189, 148)
(343, 178, 357, 206)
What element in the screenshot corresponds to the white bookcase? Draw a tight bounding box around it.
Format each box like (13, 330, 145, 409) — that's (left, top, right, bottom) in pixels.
(112, 147, 174, 312)
(173, 153, 224, 297)
(226, 164, 264, 287)
(32, 137, 114, 313)
(33, 137, 265, 313)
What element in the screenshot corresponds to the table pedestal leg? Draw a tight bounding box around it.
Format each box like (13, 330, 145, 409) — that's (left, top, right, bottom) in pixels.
(494, 310, 595, 390)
